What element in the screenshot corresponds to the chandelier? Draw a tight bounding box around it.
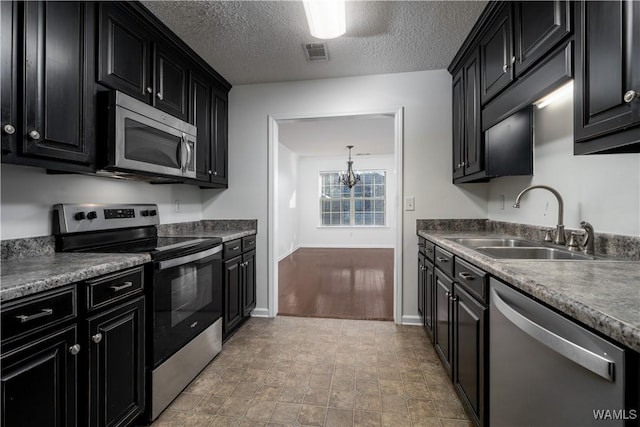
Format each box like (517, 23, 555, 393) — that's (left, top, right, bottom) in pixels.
(339, 145, 361, 189)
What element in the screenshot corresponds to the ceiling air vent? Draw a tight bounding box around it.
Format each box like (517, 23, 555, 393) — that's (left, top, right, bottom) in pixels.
(303, 43, 329, 62)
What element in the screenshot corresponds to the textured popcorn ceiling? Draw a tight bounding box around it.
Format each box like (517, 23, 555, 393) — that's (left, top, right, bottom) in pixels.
(141, 1, 487, 85)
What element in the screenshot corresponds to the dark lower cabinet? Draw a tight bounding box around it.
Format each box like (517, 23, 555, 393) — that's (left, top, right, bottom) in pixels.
(223, 256, 243, 338)
(453, 285, 487, 427)
(242, 250, 256, 316)
(417, 252, 426, 322)
(574, 0, 640, 154)
(424, 259, 435, 339)
(434, 268, 454, 378)
(86, 297, 145, 427)
(1, 325, 78, 427)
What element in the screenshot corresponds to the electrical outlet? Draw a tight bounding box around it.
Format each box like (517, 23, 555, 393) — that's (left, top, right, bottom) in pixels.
(175, 200, 181, 213)
(404, 197, 415, 211)
(499, 195, 505, 210)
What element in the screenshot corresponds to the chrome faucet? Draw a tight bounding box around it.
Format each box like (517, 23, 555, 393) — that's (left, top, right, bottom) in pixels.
(580, 221, 595, 255)
(513, 185, 566, 245)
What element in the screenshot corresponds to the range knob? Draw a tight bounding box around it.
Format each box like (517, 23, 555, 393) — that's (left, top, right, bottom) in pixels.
(149, 209, 157, 217)
(140, 210, 149, 217)
(74, 212, 86, 221)
(86, 211, 97, 220)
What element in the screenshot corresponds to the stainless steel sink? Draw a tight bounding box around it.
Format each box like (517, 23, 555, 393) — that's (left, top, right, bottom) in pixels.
(476, 247, 597, 260)
(448, 237, 537, 248)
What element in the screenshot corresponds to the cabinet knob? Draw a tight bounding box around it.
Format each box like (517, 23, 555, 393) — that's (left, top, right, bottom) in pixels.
(624, 90, 639, 103)
(92, 333, 103, 344)
(69, 344, 81, 355)
(146, 87, 153, 94)
(3, 124, 16, 135)
(502, 64, 509, 73)
(28, 130, 41, 140)
(511, 56, 516, 64)
(208, 169, 212, 175)
(213, 171, 218, 176)
(156, 92, 163, 100)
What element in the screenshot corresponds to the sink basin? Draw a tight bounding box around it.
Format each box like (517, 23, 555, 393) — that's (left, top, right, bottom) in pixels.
(476, 247, 597, 260)
(448, 237, 537, 248)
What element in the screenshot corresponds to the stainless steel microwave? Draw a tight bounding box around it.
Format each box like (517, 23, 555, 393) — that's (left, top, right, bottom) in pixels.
(101, 91, 197, 180)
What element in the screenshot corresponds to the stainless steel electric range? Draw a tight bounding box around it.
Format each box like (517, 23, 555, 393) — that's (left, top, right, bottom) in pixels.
(53, 203, 223, 421)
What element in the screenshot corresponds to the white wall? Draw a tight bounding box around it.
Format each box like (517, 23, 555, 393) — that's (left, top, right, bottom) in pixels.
(200, 70, 489, 321)
(277, 143, 299, 260)
(0, 164, 203, 239)
(297, 154, 396, 248)
(488, 96, 640, 236)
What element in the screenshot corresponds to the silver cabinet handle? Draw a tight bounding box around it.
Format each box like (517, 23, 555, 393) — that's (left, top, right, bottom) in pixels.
(445, 291, 451, 298)
(425, 248, 433, 253)
(624, 90, 639, 103)
(16, 308, 53, 323)
(156, 92, 163, 100)
(28, 130, 41, 140)
(491, 287, 614, 381)
(3, 124, 16, 135)
(69, 344, 81, 355)
(450, 294, 458, 302)
(511, 55, 516, 63)
(458, 272, 474, 281)
(92, 333, 103, 344)
(503, 64, 508, 73)
(213, 171, 218, 176)
(208, 169, 213, 175)
(110, 281, 133, 292)
(146, 87, 153, 94)
(232, 246, 240, 251)
(436, 256, 448, 263)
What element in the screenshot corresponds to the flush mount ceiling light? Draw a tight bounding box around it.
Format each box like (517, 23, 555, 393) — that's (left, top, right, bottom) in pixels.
(533, 81, 574, 109)
(339, 145, 361, 189)
(303, 0, 346, 39)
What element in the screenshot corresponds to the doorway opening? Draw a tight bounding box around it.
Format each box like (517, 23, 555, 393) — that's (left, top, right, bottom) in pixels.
(267, 109, 404, 323)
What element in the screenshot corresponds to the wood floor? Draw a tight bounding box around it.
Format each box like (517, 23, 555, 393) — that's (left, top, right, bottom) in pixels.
(278, 248, 394, 320)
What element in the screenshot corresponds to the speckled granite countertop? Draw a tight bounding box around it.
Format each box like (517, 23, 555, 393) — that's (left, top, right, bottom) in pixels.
(158, 229, 256, 242)
(418, 230, 640, 352)
(1, 253, 151, 302)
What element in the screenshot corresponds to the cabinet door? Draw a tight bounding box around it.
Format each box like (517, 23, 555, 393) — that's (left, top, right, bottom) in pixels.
(154, 44, 189, 121)
(454, 286, 487, 427)
(434, 269, 453, 378)
(574, 0, 640, 143)
(98, 2, 152, 103)
(417, 252, 425, 320)
(452, 68, 465, 180)
(211, 87, 229, 185)
(192, 72, 212, 182)
(1, 325, 78, 427)
(243, 250, 256, 316)
(514, 1, 571, 77)
(480, 4, 514, 104)
(22, 1, 93, 164)
(224, 256, 243, 338)
(1, 1, 18, 159)
(87, 297, 145, 427)
(463, 50, 483, 176)
(424, 260, 435, 340)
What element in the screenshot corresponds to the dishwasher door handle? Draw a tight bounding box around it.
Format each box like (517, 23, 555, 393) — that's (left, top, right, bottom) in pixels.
(491, 287, 615, 381)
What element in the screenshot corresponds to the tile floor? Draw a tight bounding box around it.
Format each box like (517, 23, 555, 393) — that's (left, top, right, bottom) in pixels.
(150, 316, 471, 427)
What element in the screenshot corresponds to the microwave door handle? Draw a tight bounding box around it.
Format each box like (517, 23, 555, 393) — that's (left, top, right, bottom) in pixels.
(185, 136, 193, 172)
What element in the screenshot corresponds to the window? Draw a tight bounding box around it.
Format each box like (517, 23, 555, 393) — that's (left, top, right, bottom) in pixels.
(319, 170, 386, 226)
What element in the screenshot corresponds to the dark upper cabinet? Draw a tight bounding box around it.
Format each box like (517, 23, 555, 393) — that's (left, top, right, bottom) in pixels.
(98, 2, 152, 103)
(154, 44, 189, 121)
(211, 88, 229, 186)
(2, 1, 95, 169)
(1, 325, 78, 427)
(574, 0, 640, 154)
(86, 297, 145, 427)
(514, 1, 571, 77)
(1, 1, 18, 158)
(480, 3, 514, 104)
(452, 68, 465, 181)
(242, 249, 256, 316)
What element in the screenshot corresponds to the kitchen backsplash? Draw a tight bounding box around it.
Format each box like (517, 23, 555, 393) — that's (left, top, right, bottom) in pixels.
(417, 219, 640, 261)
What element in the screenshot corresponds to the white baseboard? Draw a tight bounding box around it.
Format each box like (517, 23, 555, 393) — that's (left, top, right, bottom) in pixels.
(250, 307, 270, 318)
(297, 244, 395, 249)
(277, 245, 300, 262)
(401, 315, 422, 326)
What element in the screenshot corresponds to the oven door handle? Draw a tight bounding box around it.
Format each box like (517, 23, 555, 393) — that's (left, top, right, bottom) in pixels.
(158, 245, 222, 270)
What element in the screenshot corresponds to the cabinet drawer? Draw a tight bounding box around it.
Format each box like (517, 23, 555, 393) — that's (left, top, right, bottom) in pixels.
(1, 285, 77, 342)
(434, 247, 454, 277)
(454, 257, 487, 303)
(86, 266, 144, 312)
(224, 239, 242, 258)
(242, 235, 256, 252)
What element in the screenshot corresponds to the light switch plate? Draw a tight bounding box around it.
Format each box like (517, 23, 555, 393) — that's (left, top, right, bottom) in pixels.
(404, 197, 415, 211)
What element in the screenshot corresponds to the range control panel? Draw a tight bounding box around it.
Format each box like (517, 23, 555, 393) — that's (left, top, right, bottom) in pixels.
(54, 204, 160, 234)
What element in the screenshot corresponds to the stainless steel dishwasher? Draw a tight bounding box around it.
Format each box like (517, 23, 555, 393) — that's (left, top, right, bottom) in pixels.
(489, 278, 631, 427)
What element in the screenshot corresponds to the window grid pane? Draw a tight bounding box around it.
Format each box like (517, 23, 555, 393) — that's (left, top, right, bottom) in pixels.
(319, 170, 385, 227)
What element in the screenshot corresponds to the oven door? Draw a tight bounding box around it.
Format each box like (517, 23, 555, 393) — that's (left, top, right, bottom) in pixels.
(152, 245, 222, 366)
(114, 102, 196, 179)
